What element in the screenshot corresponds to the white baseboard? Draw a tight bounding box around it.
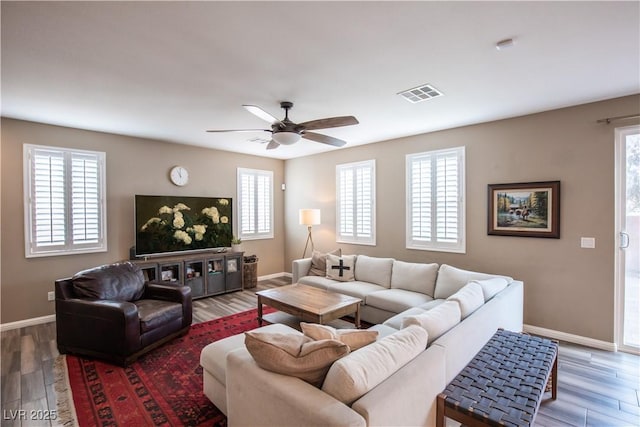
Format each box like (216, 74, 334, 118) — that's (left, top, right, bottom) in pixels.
(258, 272, 291, 281)
(1, 314, 56, 332)
(523, 324, 618, 352)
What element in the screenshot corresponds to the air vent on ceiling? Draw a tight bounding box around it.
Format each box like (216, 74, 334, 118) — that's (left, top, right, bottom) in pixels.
(398, 84, 444, 103)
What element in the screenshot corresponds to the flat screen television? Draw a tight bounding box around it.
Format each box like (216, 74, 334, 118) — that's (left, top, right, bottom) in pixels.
(134, 195, 233, 257)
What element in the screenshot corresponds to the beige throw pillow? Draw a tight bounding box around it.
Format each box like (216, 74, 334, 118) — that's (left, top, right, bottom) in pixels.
(326, 254, 356, 282)
(309, 249, 341, 277)
(245, 331, 349, 387)
(401, 300, 461, 345)
(322, 325, 428, 405)
(300, 323, 378, 351)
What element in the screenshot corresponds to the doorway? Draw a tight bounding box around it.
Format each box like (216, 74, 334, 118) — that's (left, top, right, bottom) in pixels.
(616, 124, 640, 354)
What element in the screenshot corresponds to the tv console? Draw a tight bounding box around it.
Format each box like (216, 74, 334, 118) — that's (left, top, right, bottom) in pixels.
(131, 251, 244, 299)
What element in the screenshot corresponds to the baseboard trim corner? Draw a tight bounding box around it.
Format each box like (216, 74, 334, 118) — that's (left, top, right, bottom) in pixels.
(523, 324, 617, 352)
(258, 272, 291, 281)
(1, 314, 56, 332)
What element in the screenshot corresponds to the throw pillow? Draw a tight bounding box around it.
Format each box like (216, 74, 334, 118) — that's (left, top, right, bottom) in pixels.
(472, 277, 509, 301)
(322, 325, 428, 405)
(300, 323, 378, 351)
(309, 249, 341, 277)
(446, 282, 484, 318)
(326, 254, 356, 282)
(244, 331, 350, 387)
(401, 300, 461, 345)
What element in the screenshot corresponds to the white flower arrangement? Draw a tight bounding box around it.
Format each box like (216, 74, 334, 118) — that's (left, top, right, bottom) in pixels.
(138, 198, 232, 253)
(174, 230, 192, 245)
(202, 206, 220, 224)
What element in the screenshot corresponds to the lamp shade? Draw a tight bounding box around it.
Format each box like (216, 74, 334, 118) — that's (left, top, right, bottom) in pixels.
(299, 209, 321, 226)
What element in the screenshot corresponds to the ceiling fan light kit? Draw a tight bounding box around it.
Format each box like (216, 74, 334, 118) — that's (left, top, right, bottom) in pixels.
(207, 101, 358, 150)
(272, 131, 301, 145)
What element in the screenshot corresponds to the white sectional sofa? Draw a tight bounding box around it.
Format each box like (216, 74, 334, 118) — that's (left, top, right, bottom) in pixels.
(201, 255, 523, 426)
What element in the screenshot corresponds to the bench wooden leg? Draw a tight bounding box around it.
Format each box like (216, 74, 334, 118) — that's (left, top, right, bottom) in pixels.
(552, 350, 558, 400)
(436, 393, 445, 427)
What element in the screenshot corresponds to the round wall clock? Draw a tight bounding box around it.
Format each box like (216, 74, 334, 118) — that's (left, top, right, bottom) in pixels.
(169, 166, 189, 186)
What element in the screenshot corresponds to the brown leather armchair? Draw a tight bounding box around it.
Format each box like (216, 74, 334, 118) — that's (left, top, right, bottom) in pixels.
(55, 261, 192, 366)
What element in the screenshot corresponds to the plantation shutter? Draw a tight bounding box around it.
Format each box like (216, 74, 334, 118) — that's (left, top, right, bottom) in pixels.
(406, 147, 465, 253)
(25, 145, 107, 257)
(237, 168, 273, 240)
(336, 160, 376, 245)
(71, 152, 101, 244)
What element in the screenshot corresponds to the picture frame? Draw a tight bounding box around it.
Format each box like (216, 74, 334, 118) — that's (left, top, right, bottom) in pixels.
(487, 181, 560, 238)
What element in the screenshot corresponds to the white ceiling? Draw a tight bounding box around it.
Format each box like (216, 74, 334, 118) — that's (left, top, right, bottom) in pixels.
(2, 1, 639, 160)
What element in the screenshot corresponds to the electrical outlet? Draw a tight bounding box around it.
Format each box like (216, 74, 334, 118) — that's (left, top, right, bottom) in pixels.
(47, 291, 55, 301)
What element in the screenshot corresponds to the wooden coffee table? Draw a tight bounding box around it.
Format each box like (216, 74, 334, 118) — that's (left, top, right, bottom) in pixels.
(256, 283, 362, 328)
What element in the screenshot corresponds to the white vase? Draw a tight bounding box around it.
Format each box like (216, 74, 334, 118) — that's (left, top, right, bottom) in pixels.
(231, 244, 243, 252)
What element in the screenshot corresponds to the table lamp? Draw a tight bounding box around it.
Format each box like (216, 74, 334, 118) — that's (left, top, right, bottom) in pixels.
(299, 209, 321, 258)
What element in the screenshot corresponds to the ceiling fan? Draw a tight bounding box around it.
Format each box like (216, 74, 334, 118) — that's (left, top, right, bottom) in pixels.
(206, 101, 359, 150)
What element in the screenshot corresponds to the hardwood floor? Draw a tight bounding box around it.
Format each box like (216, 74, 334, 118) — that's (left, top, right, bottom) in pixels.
(1, 276, 639, 427)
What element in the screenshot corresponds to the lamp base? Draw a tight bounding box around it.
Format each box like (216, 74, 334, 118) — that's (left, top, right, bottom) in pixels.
(302, 226, 314, 258)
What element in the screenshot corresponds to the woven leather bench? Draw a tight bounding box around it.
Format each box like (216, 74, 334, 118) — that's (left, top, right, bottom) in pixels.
(436, 329, 558, 427)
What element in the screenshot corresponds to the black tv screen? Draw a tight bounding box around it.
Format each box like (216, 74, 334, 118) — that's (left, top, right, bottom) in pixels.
(135, 195, 233, 257)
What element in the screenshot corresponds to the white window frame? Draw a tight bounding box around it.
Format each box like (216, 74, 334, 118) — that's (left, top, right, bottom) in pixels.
(237, 167, 274, 240)
(23, 144, 107, 258)
(406, 146, 465, 253)
(336, 159, 376, 246)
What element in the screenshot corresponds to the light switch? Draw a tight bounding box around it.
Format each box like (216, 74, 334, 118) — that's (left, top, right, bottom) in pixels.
(581, 237, 596, 248)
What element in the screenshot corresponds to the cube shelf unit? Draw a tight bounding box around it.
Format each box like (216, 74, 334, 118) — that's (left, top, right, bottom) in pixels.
(132, 251, 244, 299)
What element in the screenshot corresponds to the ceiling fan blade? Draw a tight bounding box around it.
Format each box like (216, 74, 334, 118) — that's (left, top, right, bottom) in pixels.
(298, 116, 359, 131)
(206, 129, 271, 133)
(302, 131, 347, 147)
(243, 105, 281, 124)
(266, 140, 280, 150)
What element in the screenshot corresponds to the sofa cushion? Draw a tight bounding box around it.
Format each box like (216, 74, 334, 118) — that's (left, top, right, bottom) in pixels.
(401, 300, 461, 345)
(300, 323, 378, 351)
(473, 277, 509, 301)
(72, 261, 145, 301)
(309, 249, 341, 277)
(322, 325, 428, 405)
(325, 281, 386, 301)
(365, 289, 434, 314)
(390, 260, 439, 296)
(244, 331, 350, 387)
(298, 275, 338, 290)
(417, 299, 446, 311)
(354, 255, 394, 288)
(326, 254, 356, 281)
(382, 307, 428, 330)
(446, 282, 484, 319)
(200, 323, 296, 385)
(433, 264, 513, 299)
(133, 299, 183, 333)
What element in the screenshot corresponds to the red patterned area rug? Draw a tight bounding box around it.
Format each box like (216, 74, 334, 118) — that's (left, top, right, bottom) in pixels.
(55, 308, 273, 427)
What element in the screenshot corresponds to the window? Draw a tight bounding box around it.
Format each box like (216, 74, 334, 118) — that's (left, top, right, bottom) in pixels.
(336, 160, 376, 245)
(406, 146, 465, 253)
(237, 168, 273, 240)
(24, 144, 107, 257)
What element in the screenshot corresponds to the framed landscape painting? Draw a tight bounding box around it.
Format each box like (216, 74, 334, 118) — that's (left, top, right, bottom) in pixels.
(487, 181, 560, 238)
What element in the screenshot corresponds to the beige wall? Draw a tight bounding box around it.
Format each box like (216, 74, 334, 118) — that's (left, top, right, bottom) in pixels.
(1, 118, 285, 323)
(284, 95, 640, 343)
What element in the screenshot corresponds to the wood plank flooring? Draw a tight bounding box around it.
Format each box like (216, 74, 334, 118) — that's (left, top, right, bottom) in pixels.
(1, 275, 639, 427)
